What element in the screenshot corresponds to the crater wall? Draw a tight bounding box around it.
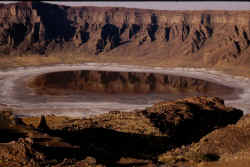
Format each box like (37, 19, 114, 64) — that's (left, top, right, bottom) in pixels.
(0, 2, 249, 66)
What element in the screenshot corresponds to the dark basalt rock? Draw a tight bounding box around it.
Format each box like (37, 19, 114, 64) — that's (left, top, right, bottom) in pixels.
(37, 115, 50, 132)
(145, 96, 243, 143)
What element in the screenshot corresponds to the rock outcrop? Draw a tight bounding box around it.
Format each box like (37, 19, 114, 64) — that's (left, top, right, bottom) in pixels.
(0, 109, 27, 143)
(0, 2, 250, 68)
(0, 109, 16, 130)
(146, 96, 243, 142)
(0, 96, 245, 167)
(37, 115, 50, 132)
(66, 96, 243, 138)
(0, 138, 43, 167)
(158, 114, 250, 167)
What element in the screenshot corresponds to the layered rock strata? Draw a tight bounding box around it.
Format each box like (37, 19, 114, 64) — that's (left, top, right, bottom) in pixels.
(0, 2, 250, 68)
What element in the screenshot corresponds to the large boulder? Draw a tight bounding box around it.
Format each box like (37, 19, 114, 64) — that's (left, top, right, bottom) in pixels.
(0, 109, 16, 130)
(0, 109, 27, 143)
(0, 138, 43, 167)
(145, 96, 243, 143)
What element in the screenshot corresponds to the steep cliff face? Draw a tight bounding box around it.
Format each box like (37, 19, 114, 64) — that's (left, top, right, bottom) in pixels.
(0, 2, 250, 67)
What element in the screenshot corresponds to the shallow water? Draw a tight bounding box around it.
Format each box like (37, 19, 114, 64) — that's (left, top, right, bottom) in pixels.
(0, 63, 249, 117)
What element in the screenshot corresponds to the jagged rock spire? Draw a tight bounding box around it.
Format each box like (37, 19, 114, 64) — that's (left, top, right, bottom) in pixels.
(37, 115, 50, 131)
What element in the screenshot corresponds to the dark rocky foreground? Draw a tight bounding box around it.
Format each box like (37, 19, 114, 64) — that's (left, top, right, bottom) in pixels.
(0, 2, 250, 71)
(1, 96, 249, 167)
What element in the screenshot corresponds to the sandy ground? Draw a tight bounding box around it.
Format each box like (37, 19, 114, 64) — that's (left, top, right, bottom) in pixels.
(0, 63, 249, 117)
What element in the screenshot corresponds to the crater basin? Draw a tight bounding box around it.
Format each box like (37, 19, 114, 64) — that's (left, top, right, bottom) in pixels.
(1, 63, 248, 117)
